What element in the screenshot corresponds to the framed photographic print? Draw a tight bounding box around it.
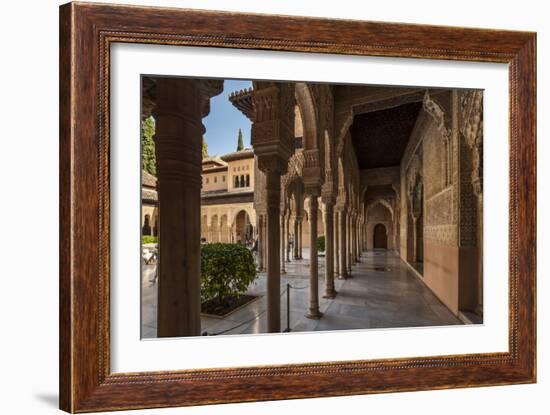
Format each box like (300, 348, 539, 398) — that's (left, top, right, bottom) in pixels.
(59, 2, 536, 412)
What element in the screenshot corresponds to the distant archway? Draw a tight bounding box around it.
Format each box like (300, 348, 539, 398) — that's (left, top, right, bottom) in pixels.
(142, 214, 152, 236)
(234, 210, 252, 245)
(373, 224, 388, 249)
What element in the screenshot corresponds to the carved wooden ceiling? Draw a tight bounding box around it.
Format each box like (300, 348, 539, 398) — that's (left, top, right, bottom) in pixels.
(350, 101, 422, 170)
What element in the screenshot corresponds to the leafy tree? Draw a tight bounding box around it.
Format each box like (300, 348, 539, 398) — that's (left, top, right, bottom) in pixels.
(236, 128, 244, 151)
(141, 116, 156, 176)
(202, 137, 208, 159)
(200, 243, 257, 305)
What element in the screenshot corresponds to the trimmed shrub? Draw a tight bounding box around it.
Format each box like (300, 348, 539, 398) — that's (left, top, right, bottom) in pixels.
(201, 243, 257, 305)
(142, 235, 158, 244)
(317, 235, 326, 253)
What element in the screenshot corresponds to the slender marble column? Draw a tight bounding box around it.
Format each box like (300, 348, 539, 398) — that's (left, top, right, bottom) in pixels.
(357, 219, 362, 255)
(257, 215, 265, 271)
(280, 214, 286, 274)
(353, 217, 361, 262)
(338, 209, 348, 279)
(286, 215, 291, 262)
(293, 217, 300, 259)
(323, 203, 336, 298)
(306, 196, 322, 319)
(298, 220, 303, 259)
(347, 213, 353, 274)
(334, 208, 340, 277)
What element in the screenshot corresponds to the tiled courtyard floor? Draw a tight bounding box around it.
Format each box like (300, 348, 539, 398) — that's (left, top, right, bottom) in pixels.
(141, 249, 461, 338)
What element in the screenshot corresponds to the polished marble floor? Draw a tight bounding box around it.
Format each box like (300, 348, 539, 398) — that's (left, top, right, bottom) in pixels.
(141, 249, 461, 338)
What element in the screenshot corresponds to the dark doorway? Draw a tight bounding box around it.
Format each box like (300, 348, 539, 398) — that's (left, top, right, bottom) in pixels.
(373, 223, 387, 249)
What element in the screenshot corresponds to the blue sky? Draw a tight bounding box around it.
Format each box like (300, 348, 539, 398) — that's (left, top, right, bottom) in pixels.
(203, 79, 253, 157)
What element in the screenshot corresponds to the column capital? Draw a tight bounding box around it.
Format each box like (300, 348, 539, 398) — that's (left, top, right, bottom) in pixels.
(257, 155, 288, 177)
(305, 185, 321, 198)
(302, 149, 323, 190)
(251, 83, 295, 171)
(321, 191, 337, 207)
(336, 202, 348, 213)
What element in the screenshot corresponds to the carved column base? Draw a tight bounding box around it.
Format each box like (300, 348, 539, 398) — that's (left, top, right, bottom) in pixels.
(305, 310, 323, 320)
(323, 290, 337, 299)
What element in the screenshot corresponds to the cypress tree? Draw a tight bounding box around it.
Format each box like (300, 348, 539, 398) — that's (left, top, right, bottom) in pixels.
(236, 128, 244, 151)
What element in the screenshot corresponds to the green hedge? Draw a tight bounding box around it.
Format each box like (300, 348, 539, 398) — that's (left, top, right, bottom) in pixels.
(317, 235, 325, 253)
(201, 243, 257, 305)
(142, 235, 158, 244)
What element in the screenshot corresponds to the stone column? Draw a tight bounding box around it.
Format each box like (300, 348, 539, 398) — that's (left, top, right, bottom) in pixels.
(251, 82, 295, 332)
(280, 213, 286, 274)
(286, 215, 291, 262)
(334, 208, 340, 277)
(293, 217, 300, 259)
(351, 215, 359, 262)
(306, 195, 322, 318)
(265, 172, 283, 332)
(154, 77, 222, 338)
(298, 220, 303, 259)
(364, 222, 368, 251)
(338, 208, 348, 279)
(356, 217, 361, 261)
(323, 201, 336, 298)
(257, 214, 265, 271)
(361, 218, 364, 254)
(346, 213, 353, 276)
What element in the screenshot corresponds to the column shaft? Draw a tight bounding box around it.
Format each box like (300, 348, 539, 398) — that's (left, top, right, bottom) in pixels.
(155, 78, 203, 338)
(323, 204, 336, 298)
(346, 214, 353, 276)
(306, 197, 322, 318)
(338, 209, 348, 279)
(353, 217, 361, 262)
(334, 209, 340, 277)
(298, 221, 303, 259)
(286, 215, 291, 262)
(257, 215, 265, 271)
(266, 175, 281, 332)
(280, 214, 286, 274)
(293, 218, 300, 259)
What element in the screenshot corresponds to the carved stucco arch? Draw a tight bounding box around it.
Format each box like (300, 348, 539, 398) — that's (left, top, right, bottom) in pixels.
(210, 214, 219, 228)
(231, 208, 254, 227)
(367, 198, 394, 220)
(337, 155, 347, 205)
(295, 83, 319, 152)
(220, 214, 228, 228)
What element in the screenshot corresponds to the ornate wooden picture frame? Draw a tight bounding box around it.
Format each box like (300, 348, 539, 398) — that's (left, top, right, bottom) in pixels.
(59, 2, 536, 412)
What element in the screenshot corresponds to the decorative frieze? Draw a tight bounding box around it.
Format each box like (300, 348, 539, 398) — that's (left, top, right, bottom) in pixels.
(424, 225, 457, 244)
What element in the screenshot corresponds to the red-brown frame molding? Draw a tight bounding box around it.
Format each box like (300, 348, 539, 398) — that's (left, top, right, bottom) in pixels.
(59, 2, 536, 412)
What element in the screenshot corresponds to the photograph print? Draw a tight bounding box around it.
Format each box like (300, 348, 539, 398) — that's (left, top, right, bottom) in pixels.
(140, 77, 484, 339)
